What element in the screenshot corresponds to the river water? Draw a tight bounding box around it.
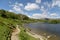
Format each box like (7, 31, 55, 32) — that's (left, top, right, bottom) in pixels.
(24, 23, 60, 40)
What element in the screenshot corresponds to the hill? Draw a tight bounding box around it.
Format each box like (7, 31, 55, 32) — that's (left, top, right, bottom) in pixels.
(0, 9, 37, 40)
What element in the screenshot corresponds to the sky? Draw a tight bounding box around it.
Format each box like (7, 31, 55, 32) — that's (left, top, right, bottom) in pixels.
(0, 0, 60, 19)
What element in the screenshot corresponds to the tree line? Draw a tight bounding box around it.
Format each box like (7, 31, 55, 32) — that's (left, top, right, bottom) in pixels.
(0, 9, 29, 20)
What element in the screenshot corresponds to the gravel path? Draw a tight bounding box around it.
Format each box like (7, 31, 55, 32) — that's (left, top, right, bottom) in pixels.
(11, 25, 20, 40)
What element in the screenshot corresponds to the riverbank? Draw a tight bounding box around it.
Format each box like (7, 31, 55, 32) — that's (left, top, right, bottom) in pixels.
(26, 31, 47, 40)
(19, 26, 37, 40)
(11, 25, 47, 40)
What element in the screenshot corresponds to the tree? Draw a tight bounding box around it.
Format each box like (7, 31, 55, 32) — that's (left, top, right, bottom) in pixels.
(0, 9, 7, 18)
(23, 16, 29, 20)
(48, 20, 59, 24)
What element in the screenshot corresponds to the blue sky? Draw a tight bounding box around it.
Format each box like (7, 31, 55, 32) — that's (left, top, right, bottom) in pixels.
(0, 0, 60, 19)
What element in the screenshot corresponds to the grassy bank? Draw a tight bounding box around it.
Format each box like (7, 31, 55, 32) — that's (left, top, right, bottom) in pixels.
(0, 17, 37, 40)
(0, 9, 37, 40)
(0, 17, 15, 40)
(19, 27, 37, 40)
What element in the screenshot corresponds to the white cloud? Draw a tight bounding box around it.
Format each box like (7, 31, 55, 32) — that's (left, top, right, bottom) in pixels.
(50, 13, 58, 16)
(12, 5, 23, 13)
(52, 0, 60, 7)
(40, 6, 45, 12)
(44, 2, 51, 8)
(29, 12, 48, 19)
(9, 10, 13, 12)
(36, 0, 41, 3)
(28, 12, 59, 19)
(40, 2, 50, 12)
(31, 14, 41, 19)
(9, 2, 24, 13)
(19, 3, 24, 6)
(41, 6, 44, 9)
(24, 3, 40, 11)
(47, 13, 59, 19)
(15, 2, 24, 6)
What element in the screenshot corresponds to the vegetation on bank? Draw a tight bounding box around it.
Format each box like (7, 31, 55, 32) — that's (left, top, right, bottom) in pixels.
(0, 17, 16, 40)
(37, 19, 60, 24)
(0, 9, 37, 40)
(19, 27, 37, 40)
(47, 19, 60, 24)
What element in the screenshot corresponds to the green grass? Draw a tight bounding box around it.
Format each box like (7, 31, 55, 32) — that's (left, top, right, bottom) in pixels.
(19, 27, 37, 40)
(0, 17, 37, 40)
(0, 17, 11, 40)
(0, 17, 21, 40)
(0, 9, 38, 40)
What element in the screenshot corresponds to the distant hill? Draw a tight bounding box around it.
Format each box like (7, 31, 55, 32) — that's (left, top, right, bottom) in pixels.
(0, 9, 29, 20)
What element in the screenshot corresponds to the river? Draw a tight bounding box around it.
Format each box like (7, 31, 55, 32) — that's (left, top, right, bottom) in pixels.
(24, 22, 60, 40)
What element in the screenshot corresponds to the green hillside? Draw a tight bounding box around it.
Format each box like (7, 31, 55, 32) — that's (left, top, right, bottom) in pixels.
(0, 9, 37, 40)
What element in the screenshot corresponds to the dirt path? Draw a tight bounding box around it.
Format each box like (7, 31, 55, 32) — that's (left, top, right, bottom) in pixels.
(11, 25, 20, 40)
(26, 32, 47, 40)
